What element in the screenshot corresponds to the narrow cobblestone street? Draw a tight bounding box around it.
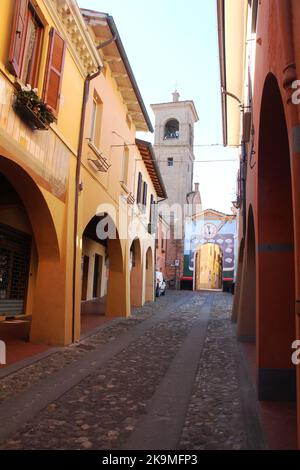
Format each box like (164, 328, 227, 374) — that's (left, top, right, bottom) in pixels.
(0, 291, 266, 450)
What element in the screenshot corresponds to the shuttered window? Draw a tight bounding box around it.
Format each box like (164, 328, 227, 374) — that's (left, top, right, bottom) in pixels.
(90, 92, 103, 147)
(149, 194, 154, 224)
(21, 7, 43, 87)
(142, 182, 148, 210)
(43, 28, 66, 113)
(148, 195, 156, 234)
(136, 172, 142, 204)
(8, 0, 29, 77)
(8, 0, 43, 87)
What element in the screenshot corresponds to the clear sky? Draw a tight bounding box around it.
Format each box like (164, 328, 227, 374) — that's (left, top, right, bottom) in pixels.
(78, 0, 239, 214)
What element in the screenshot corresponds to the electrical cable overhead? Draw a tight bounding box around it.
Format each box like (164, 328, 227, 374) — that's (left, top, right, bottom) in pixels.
(111, 143, 239, 148)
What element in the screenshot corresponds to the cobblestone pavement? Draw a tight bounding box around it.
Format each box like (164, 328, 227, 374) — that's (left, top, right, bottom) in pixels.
(179, 294, 248, 450)
(0, 291, 265, 450)
(0, 295, 177, 405)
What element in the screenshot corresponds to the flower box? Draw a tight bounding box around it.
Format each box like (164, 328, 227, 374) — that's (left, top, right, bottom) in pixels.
(14, 101, 50, 130)
(13, 83, 56, 131)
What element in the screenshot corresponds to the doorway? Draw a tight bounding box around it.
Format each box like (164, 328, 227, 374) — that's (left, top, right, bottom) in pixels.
(93, 254, 102, 298)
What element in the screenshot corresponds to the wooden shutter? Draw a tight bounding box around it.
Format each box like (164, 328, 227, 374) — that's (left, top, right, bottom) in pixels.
(149, 194, 154, 223)
(143, 182, 148, 208)
(137, 172, 142, 204)
(8, 0, 28, 77)
(43, 28, 66, 112)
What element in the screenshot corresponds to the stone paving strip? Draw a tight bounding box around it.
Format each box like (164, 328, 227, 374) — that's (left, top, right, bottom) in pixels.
(179, 294, 266, 450)
(0, 292, 207, 448)
(0, 295, 172, 405)
(123, 294, 212, 450)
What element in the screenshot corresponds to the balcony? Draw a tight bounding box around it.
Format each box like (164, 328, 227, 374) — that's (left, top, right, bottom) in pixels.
(127, 193, 135, 205)
(87, 140, 111, 172)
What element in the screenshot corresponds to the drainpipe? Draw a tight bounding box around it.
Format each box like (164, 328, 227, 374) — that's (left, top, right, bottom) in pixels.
(222, 89, 247, 237)
(96, 34, 118, 50)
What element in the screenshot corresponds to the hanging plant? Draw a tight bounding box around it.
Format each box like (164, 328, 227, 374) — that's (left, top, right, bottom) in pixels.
(13, 83, 57, 130)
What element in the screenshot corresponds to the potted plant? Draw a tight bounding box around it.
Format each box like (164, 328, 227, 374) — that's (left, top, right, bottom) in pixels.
(13, 83, 56, 130)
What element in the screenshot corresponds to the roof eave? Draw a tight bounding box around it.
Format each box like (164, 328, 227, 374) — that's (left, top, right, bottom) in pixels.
(135, 139, 167, 199)
(81, 9, 153, 133)
(106, 15, 153, 133)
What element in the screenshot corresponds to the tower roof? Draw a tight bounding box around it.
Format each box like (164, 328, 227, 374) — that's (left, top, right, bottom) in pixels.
(151, 98, 199, 123)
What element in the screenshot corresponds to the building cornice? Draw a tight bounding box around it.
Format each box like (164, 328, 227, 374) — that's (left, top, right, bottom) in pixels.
(43, 0, 102, 77)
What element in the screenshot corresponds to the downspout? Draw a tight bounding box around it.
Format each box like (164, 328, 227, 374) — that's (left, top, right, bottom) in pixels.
(97, 34, 118, 50)
(222, 89, 246, 236)
(72, 67, 101, 343)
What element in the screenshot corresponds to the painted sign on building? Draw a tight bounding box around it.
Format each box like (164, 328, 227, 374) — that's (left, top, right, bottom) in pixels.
(183, 209, 237, 289)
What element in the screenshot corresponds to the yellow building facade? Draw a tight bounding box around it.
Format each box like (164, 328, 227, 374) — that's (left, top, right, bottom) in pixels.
(194, 243, 223, 290)
(0, 1, 166, 348)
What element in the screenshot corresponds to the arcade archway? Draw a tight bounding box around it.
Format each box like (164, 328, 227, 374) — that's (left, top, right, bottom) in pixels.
(130, 238, 143, 308)
(80, 214, 125, 335)
(145, 247, 154, 302)
(257, 73, 296, 401)
(237, 207, 256, 341)
(0, 156, 64, 350)
(232, 237, 245, 322)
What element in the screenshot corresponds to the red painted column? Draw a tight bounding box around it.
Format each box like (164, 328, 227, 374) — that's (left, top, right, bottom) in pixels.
(275, 0, 297, 94)
(290, 0, 300, 449)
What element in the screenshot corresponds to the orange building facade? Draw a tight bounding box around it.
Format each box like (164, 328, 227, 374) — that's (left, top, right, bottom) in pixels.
(218, 0, 300, 448)
(0, 1, 166, 358)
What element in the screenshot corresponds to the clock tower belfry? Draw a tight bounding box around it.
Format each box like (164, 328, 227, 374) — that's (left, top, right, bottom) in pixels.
(151, 91, 200, 288)
(151, 91, 199, 210)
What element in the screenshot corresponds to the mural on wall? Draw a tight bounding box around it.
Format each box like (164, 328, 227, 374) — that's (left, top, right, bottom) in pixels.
(184, 210, 237, 283)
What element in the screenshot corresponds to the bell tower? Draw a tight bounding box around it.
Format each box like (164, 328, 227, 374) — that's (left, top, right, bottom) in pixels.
(151, 92, 200, 288)
(151, 91, 199, 210)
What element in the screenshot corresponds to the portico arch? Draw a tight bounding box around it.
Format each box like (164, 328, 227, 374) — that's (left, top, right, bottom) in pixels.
(145, 246, 154, 302)
(232, 237, 245, 322)
(257, 73, 296, 401)
(237, 207, 256, 341)
(79, 213, 127, 336)
(130, 238, 143, 308)
(0, 156, 66, 345)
